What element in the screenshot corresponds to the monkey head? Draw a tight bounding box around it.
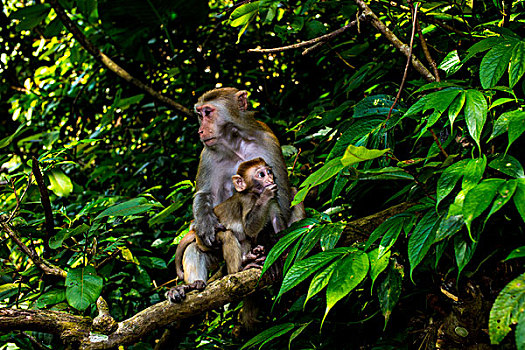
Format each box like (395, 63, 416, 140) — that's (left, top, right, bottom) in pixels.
(194, 88, 249, 147)
(232, 157, 275, 195)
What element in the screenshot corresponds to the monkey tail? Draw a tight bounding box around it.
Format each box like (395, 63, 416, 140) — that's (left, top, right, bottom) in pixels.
(175, 230, 197, 281)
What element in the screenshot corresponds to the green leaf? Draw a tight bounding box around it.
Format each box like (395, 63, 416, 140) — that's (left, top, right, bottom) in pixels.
(327, 118, 383, 161)
(489, 154, 524, 178)
(490, 98, 515, 110)
(277, 247, 348, 299)
(438, 50, 462, 77)
(10, 4, 51, 31)
(489, 110, 525, 142)
(448, 91, 465, 130)
(505, 246, 525, 261)
(378, 215, 410, 257)
(148, 201, 184, 226)
(436, 159, 470, 207)
(230, 2, 260, 27)
(341, 145, 389, 167)
(485, 180, 518, 223)
(95, 197, 154, 221)
(464, 89, 488, 151)
(408, 210, 440, 280)
(261, 219, 317, 276)
(319, 222, 344, 251)
(378, 265, 402, 327)
(509, 41, 525, 88)
(480, 41, 513, 89)
(513, 179, 525, 222)
(293, 158, 345, 205)
(435, 215, 464, 243)
(288, 322, 312, 349)
(65, 266, 103, 311)
(489, 272, 525, 344)
(353, 94, 397, 118)
(324, 250, 369, 325)
(295, 225, 324, 261)
(305, 260, 338, 306)
(463, 179, 505, 235)
(368, 248, 391, 292)
(464, 36, 505, 62)
(241, 323, 295, 350)
(49, 224, 89, 249)
(508, 111, 525, 151)
(462, 157, 486, 192)
(0, 124, 26, 148)
(48, 169, 73, 197)
(35, 289, 66, 308)
(365, 214, 413, 250)
(454, 233, 478, 277)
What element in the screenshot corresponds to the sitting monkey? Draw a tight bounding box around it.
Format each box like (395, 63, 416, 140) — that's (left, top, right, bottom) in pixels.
(168, 157, 285, 303)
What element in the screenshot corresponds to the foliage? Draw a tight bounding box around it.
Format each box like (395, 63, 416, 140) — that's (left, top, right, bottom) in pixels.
(0, 0, 524, 349)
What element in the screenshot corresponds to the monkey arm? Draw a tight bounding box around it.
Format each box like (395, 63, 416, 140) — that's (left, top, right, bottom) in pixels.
(243, 197, 272, 240)
(192, 190, 220, 247)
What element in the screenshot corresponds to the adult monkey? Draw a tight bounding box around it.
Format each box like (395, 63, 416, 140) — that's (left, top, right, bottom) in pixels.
(170, 87, 304, 295)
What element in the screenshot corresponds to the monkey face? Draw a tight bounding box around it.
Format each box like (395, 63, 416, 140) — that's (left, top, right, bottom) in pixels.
(251, 166, 274, 193)
(195, 104, 218, 146)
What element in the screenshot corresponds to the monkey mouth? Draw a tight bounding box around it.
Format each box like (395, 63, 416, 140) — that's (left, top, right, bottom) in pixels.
(202, 137, 217, 146)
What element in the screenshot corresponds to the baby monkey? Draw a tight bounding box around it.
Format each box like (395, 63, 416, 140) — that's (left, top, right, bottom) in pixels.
(168, 157, 285, 303)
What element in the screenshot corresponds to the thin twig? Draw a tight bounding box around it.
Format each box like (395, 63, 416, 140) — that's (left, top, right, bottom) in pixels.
(385, 2, 419, 122)
(412, 3, 440, 82)
(248, 14, 367, 54)
(7, 171, 33, 223)
(429, 128, 448, 158)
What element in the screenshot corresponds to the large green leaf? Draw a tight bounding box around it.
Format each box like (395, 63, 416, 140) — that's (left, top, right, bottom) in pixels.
(95, 197, 154, 221)
(408, 210, 440, 279)
(485, 180, 518, 224)
(324, 250, 369, 325)
(328, 118, 383, 161)
(454, 232, 478, 277)
(365, 213, 413, 250)
(464, 90, 488, 151)
(480, 41, 513, 89)
(448, 91, 465, 130)
(10, 4, 51, 31)
(489, 272, 525, 345)
(509, 41, 525, 88)
(508, 111, 525, 152)
(319, 222, 345, 251)
(65, 266, 103, 311)
(489, 110, 525, 142)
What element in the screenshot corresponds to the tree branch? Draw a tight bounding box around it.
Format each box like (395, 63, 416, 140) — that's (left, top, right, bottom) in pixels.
(0, 219, 67, 278)
(355, 0, 436, 82)
(1, 201, 414, 349)
(47, 0, 193, 118)
(248, 14, 367, 55)
(31, 157, 54, 258)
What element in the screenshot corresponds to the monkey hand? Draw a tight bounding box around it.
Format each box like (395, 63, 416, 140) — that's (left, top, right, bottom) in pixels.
(194, 214, 219, 247)
(261, 184, 278, 201)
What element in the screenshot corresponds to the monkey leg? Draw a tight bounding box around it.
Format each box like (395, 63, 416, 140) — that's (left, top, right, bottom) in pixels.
(217, 230, 243, 274)
(167, 242, 215, 303)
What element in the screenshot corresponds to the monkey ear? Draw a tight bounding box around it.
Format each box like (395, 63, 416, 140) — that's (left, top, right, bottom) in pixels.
(235, 90, 248, 111)
(232, 174, 247, 192)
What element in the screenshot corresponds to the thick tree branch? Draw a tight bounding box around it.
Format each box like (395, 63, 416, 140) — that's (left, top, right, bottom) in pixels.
(0, 219, 67, 278)
(46, 0, 193, 117)
(1, 202, 413, 349)
(355, 0, 435, 82)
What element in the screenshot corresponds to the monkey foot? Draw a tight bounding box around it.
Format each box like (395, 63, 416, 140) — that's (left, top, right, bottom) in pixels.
(166, 280, 206, 303)
(242, 245, 266, 270)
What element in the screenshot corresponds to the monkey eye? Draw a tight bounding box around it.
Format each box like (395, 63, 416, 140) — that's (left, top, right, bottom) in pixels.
(258, 171, 265, 178)
(267, 168, 272, 175)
